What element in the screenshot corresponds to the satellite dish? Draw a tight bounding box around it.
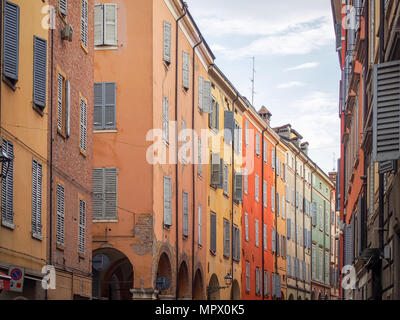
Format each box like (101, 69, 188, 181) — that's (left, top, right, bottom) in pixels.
(156, 276, 171, 291)
(92, 254, 110, 271)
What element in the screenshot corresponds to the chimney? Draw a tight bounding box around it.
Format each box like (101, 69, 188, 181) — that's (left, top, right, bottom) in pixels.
(329, 172, 337, 185)
(301, 142, 309, 155)
(258, 106, 272, 126)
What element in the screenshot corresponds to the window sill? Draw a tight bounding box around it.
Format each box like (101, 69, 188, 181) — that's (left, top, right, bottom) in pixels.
(94, 129, 117, 134)
(95, 45, 118, 51)
(32, 233, 43, 241)
(80, 42, 89, 54)
(78, 252, 85, 259)
(80, 149, 88, 158)
(56, 243, 65, 251)
(1, 220, 15, 230)
(2, 75, 17, 91)
(93, 219, 119, 223)
(32, 104, 45, 116)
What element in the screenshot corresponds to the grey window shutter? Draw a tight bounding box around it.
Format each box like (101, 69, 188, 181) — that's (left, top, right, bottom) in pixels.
(3, 1, 20, 82)
(245, 121, 249, 146)
(237, 227, 241, 260)
(255, 219, 259, 247)
(56, 184, 65, 245)
(271, 186, 275, 212)
(335, 23, 342, 51)
(104, 4, 118, 46)
(234, 173, 243, 202)
(224, 111, 234, 144)
(378, 160, 397, 173)
(59, 0, 67, 16)
(33, 36, 47, 108)
(373, 61, 400, 162)
(287, 218, 291, 239)
(105, 82, 116, 129)
(32, 160, 42, 236)
(255, 174, 259, 202)
(182, 51, 190, 89)
(263, 224, 267, 250)
(246, 262, 250, 292)
(202, 81, 212, 114)
(198, 137, 202, 176)
(94, 4, 104, 45)
(223, 164, 228, 194)
(163, 21, 172, 64)
(263, 180, 267, 207)
(282, 196, 285, 218)
(245, 213, 249, 241)
(263, 140, 267, 162)
(183, 192, 189, 237)
(78, 199, 86, 254)
(80, 97, 87, 152)
(198, 76, 204, 110)
(163, 97, 169, 141)
(232, 225, 237, 260)
(94, 83, 103, 130)
(217, 158, 224, 189)
(105, 168, 118, 219)
(81, 0, 88, 48)
(224, 220, 230, 257)
(272, 228, 276, 253)
(271, 149, 275, 169)
(277, 193, 280, 216)
(309, 230, 312, 249)
(256, 133, 260, 156)
(1, 139, 14, 226)
(93, 169, 104, 219)
(163, 177, 172, 226)
(211, 213, 216, 252)
(211, 153, 220, 186)
(271, 273, 275, 297)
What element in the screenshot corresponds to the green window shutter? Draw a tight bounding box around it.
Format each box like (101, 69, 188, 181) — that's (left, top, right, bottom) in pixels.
(94, 4, 104, 45)
(80, 97, 87, 152)
(183, 192, 189, 237)
(104, 168, 118, 219)
(163, 21, 172, 64)
(56, 184, 65, 245)
(3, 1, 20, 82)
(78, 199, 86, 254)
(104, 4, 118, 46)
(163, 177, 172, 226)
(33, 36, 47, 108)
(93, 168, 104, 219)
(182, 51, 190, 89)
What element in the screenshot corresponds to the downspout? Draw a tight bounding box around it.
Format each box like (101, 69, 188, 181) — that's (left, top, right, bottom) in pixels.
(230, 92, 239, 300)
(294, 149, 300, 298)
(191, 35, 203, 299)
(273, 140, 279, 299)
(310, 166, 317, 298)
(303, 157, 310, 295)
(261, 128, 268, 300)
(175, 3, 187, 300)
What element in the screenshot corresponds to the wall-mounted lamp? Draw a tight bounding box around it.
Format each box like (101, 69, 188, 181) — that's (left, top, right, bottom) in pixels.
(0, 148, 12, 180)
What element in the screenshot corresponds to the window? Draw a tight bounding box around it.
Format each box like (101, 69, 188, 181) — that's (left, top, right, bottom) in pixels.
(312, 245, 316, 280)
(263, 180, 267, 207)
(263, 224, 268, 250)
(163, 97, 169, 143)
(80, 96, 88, 153)
(223, 219, 230, 257)
(370, 0, 375, 64)
(1, 138, 14, 228)
(56, 184, 65, 246)
(198, 205, 202, 246)
(209, 98, 219, 130)
(263, 140, 267, 163)
(198, 137, 202, 176)
(244, 168, 248, 194)
(182, 51, 190, 89)
(81, 0, 88, 49)
(255, 174, 259, 202)
(223, 164, 229, 196)
(255, 268, 261, 296)
(255, 133, 260, 156)
(232, 225, 241, 262)
(271, 228, 276, 253)
(33, 36, 47, 109)
(264, 271, 269, 297)
(59, 0, 67, 16)
(271, 186, 275, 212)
(183, 191, 189, 237)
(163, 176, 172, 226)
(78, 199, 86, 254)
(95, 3, 118, 46)
(163, 21, 172, 64)
(244, 213, 249, 242)
(94, 82, 117, 130)
(3, 1, 20, 85)
(32, 160, 43, 238)
(255, 219, 259, 247)
(198, 76, 212, 113)
(210, 213, 217, 254)
(246, 262, 250, 293)
(57, 71, 70, 136)
(93, 168, 118, 220)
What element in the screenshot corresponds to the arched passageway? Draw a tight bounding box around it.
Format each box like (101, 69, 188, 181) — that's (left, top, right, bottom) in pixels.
(193, 269, 204, 300)
(207, 274, 220, 300)
(156, 252, 173, 296)
(177, 262, 190, 299)
(232, 280, 240, 300)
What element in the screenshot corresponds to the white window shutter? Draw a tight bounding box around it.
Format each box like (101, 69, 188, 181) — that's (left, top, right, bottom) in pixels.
(57, 73, 63, 131)
(104, 4, 118, 46)
(78, 199, 86, 254)
(164, 177, 172, 226)
(65, 80, 71, 138)
(56, 184, 65, 246)
(163, 21, 172, 63)
(182, 51, 190, 89)
(94, 4, 104, 45)
(245, 213, 249, 241)
(80, 97, 87, 152)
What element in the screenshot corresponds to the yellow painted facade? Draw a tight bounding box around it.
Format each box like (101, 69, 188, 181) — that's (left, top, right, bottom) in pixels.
(0, 0, 48, 299)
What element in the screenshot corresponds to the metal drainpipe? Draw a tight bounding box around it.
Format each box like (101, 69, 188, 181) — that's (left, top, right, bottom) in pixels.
(230, 92, 239, 300)
(273, 140, 279, 299)
(303, 158, 309, 296)
(191, 36, 203, 300)
(261, 128, 268, 300)
(294, 149, 300, 298)
(310, 166, 316, 298)
(175, 3, 187, 300)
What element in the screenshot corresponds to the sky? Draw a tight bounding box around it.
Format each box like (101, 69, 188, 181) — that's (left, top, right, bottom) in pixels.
(186, 0, 341, 174)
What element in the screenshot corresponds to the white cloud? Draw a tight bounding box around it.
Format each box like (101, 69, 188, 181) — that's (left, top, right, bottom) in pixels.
(277, 81, 306, 89)
(285, 62, 320, 72)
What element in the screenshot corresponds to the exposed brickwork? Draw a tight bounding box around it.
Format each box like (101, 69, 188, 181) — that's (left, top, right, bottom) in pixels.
(132, 214, 153, 256)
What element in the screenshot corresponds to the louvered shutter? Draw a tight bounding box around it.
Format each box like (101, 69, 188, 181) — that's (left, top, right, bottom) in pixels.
(94, 83, 103, 129)
(244, 213, 249, 242)
(198, 205, 202, 245)
(105, 82, 116, 129)
(59, 0, 67, 16)
(255, 174, 259, 202)
(255, 133, 260, 156)
(245, 121, 249, 146)
(198, 137, 202, 176)
(202, 81, 212, 114)
(65, 80, 71, 137)
(287, 219, 291, 239)
(237, 227, 241, 261)
(234, 173, 243, 202)
(309, 230, 312, 249)
(93, 169, 104, 219)
(33, 36, 47, 108)
(105, 168, 117, 219)
(182, 51, 190, 89)
(373, 61, 400, 162)
(271, 273, 275, 297)
(56, 184, 65, 245)
(223, 164, 228, 194)
(255, 219, 259, 247)
(271, 186, 275, 212)
(94, 4, 104, 45)
(277, 193, 280, 216)
(57, 73, 64, 131)
(80, 97, 87, 152)
(263, 180, 267, 207)
(211, 213, 216, 253)
(263, 224, 268, 250)
(1, 139, 14, 226)
(163, 97, 169, 141)
(217, 158, 224, 189)
(183, 192, 189, 237)
(263, 140, 267, 162)
(198, 76, 204, 110)
(32, 160, 42, 236)
(232, 225, 237, 259)
(163, 21, 172, 63)
(335, 23, 342, 51)
(276, 275, 281, 298)
(163, 177, 172, 226)
(282, 196, 285, 218)
(263, 271, 267, 296)
(224, 111, 234, 144)
(246, 262, 250, 292)
(272, 228, 276, 253)
(224, 220, 230, 257)
(104, 4, 118, 46)
(3, 1, 20, 81)
(81, 0, 88, 48)
(78, 199, 86, 254)
(211, 153, 220, 186)
(271, 149, 275, 169)
(312, 202, 317, 226)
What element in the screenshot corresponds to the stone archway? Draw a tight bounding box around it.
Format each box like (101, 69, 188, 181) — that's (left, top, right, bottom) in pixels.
(156, 252, 173, 296)
(232, 280, 240, 300)
(311, 290, 316, 300)
(298, 295, 302, 300)
(208, 274, 220, 300)
(288, 293, 295, 300)
(92, 248, 134, 300)
(193, 269, 204, 300)
(177, 261, 190, 299)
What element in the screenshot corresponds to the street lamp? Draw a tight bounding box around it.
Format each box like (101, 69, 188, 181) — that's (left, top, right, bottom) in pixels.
(0, 148, 12, 180)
